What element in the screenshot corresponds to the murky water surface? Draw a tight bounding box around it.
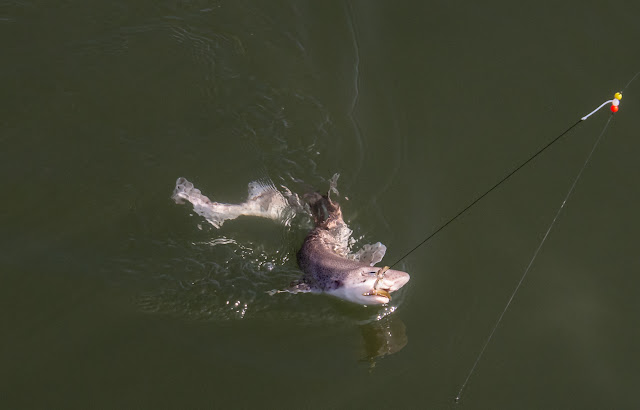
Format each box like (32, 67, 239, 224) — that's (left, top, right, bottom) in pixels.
(3, 1, 640, 408)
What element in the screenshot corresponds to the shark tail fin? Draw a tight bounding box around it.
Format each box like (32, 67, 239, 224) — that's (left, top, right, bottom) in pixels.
(172, 177, 300, 228)
(172, 177, 238, 228)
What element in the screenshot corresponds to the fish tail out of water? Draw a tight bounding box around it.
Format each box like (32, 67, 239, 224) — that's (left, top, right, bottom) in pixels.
(172, 177, 230, 228)
(172, 177, 299, 228)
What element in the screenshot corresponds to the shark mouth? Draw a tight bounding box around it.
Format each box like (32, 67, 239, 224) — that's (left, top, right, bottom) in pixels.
(364, 288, 392, 300)
(363, 266, 393, 301)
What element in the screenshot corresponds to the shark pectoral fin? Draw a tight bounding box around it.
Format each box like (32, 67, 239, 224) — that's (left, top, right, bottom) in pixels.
(354, 242, 387, 266)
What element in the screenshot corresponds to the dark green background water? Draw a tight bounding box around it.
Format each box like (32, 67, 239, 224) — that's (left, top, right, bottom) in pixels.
(3, 1, 640, 408)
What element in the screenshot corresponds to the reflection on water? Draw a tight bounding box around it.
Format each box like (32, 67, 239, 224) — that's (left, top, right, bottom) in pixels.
(360, 315, 408, 366)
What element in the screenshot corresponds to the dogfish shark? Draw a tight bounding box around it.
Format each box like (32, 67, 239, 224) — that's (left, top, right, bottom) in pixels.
(172, 176, 410, 305)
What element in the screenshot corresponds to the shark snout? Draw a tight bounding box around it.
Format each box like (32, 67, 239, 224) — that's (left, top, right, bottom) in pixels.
(380, 269, 410, 292)
(328, 266, 411, 305)
(358, 268, 410, 305)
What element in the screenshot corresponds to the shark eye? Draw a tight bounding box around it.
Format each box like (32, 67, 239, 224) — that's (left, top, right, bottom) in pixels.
(361, 271, 376, 277)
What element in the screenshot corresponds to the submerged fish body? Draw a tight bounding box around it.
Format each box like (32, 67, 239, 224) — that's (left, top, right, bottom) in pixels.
(172, 177, 410, 305)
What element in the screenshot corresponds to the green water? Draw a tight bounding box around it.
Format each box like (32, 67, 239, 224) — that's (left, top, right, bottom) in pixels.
(3, 1, 640, 408)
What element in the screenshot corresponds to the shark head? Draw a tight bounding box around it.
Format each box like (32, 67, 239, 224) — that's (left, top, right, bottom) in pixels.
(326, 266, 410, 305)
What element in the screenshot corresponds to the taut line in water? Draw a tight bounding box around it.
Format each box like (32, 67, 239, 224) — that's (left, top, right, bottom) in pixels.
(390, 91, 624, 269)
(453, 81, 636, 403)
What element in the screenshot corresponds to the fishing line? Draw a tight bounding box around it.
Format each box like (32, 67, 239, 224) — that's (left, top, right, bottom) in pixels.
(454, 112, 614, 403)
(388, 120, 578, 268)
(451, 73, 639, 402)
(389, 90, 627, 269)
